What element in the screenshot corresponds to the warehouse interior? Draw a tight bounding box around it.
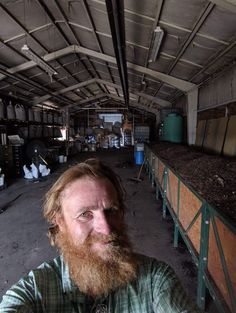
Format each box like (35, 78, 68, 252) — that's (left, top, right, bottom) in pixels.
(0, 0, 236, 312)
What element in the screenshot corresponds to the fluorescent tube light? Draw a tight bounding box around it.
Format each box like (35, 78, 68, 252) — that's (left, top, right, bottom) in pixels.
(148, 26, 164, 63)
(21, 44, 58, 76)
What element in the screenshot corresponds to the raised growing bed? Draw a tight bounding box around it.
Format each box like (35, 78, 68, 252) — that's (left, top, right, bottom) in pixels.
(145, 144, 236, 313)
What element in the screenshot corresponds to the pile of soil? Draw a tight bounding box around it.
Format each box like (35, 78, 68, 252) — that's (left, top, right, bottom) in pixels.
(149, 142, 236, 226)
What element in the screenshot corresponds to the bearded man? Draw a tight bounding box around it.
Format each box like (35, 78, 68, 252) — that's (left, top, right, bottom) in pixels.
(0, 159, 202, 312)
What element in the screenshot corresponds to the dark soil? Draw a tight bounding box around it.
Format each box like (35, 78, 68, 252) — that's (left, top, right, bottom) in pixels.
(149, 142, 236, 226)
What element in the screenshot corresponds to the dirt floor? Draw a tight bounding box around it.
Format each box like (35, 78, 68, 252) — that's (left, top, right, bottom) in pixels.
(0, 147, 218, 312)
(150, 142, 236, 226)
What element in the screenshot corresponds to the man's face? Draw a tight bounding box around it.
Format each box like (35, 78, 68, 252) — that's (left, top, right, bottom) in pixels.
(56, 176, 124, 258)
(55, 176, 137, 297)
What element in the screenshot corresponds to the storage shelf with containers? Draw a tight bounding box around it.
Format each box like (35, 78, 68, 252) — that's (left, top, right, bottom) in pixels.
(134, 125, 150, 143)
(0, 98, 64, 142)
(0, 97, 65, 181)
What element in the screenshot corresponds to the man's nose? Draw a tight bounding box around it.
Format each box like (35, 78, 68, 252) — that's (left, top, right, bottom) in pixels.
(94, 211, 111, 235)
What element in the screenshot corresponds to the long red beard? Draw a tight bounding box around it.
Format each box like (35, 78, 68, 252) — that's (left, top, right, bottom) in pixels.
(55, 229, 138, 297)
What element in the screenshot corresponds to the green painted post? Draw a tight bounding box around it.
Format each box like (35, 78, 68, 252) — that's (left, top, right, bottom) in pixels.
(144, 156, 147, 171)
(174, 178, 181, 247)
(162, 167, 168, 218)
(151, 165, 155, 187)
(197, 203, 210, 310)
(145, 152, 149, 173)
(148, 157, 152, 181)
(211, 213, 236, 312)
(155, 158, 159, 200)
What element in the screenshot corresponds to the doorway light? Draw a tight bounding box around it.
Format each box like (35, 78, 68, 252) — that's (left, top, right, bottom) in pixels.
(21, 44, 58, 76)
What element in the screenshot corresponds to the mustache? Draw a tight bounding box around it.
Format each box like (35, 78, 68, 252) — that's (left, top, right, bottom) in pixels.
(85, 231, 129, 247)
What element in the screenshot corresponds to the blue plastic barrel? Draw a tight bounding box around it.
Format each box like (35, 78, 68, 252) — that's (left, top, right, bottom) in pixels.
(135, 151, 144, 165)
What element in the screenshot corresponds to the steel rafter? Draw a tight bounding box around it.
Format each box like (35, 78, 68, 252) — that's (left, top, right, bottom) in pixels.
(0, 2, 89, 101)
(105, 0, 129, 106)
(81, 0, 119, 97)
(0, 66, 75, 107)
(52, 0, 108, 95)
(35, 0, 93, 98)
(149, 2, 215, 105)
(139, 0, 165, 104)
(0, 45, 196, 92)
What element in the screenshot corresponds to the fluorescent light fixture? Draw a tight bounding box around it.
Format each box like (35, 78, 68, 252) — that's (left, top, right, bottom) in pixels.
(21, 44, 58, 76)
(148, 26, 164, 63)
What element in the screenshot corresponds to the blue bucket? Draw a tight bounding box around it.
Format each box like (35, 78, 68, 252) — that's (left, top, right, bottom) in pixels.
(135, 151, 144, 165)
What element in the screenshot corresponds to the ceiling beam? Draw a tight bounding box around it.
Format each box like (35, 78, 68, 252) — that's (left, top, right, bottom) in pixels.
(134, 92, 171, 107)
(74, 107, 128, 111)
(76, 47, 196, 92)
(34, 77, 172, 108)
(190, 40, 236, 83)
(65, 93, 109, 110)
(209, 0, 236, 13)
(0, 45, 196, 92)
(0, 66, 75, 107)
(0, 46, 74, 80)
(33, 79, 97, 105)
(95, 79, 171, 106)
(167, 3, 214, 74)
(36, 0, 97, 97)
(70, 92, 158, 115)
(1, 0, 92, 99)
(148, 2, 214, 106)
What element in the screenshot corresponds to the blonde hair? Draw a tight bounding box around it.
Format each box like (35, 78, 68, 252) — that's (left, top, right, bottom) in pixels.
(43, 158, 126, 244)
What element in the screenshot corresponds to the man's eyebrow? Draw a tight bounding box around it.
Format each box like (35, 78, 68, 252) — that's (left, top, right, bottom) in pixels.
(72, 203, 119, 218)
(72, 206, 94, 214)
(72, 206, 99, 219)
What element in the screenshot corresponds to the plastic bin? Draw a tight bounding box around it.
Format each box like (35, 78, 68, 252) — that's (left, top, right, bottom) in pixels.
(135, 151, 144, 165)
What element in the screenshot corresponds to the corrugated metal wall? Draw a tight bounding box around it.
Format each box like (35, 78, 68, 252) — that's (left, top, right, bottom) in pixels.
(173, 64, 236, 113)
(198, 64, 236, 110)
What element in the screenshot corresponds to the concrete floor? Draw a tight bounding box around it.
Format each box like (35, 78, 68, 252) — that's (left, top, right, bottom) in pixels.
(0, 148, 218, 312)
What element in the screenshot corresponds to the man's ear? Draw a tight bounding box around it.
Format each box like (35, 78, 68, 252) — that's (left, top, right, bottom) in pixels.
(54, 213, 66, 232)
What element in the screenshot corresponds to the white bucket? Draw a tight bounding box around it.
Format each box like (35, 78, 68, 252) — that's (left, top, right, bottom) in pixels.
(136, 143, 144, 151)
(0, 174, 4, 186)
(59, 155, 64, 163)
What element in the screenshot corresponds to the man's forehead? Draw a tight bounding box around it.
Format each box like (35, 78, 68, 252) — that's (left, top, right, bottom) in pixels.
(62, 176, 116, 197)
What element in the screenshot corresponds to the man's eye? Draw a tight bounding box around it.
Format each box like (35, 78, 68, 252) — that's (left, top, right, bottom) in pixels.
(78, 211, 93, 221)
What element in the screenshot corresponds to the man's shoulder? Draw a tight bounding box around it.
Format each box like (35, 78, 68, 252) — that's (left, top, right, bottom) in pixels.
(37, 255, 62, 269)
(135, 253, 171, 276)
(28, 255, 63, 280)
(136, 253, 168, 267)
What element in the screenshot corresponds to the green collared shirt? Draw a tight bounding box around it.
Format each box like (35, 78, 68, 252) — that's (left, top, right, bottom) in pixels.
(0, 254, 202, 313)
